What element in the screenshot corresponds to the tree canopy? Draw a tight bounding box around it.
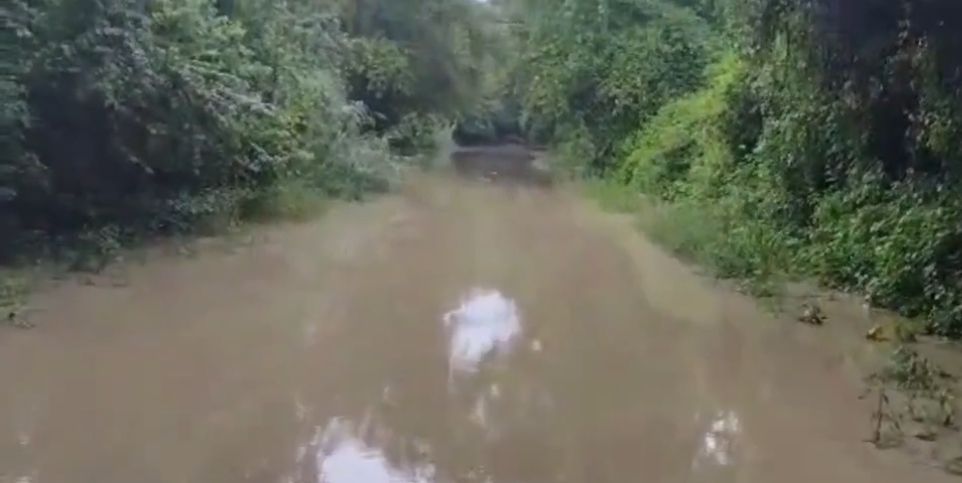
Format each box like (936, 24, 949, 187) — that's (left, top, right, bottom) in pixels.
(0, 0, 499, 265)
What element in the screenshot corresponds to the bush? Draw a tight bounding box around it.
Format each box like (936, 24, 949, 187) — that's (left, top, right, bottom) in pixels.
(0, 0, 493, 265)
(808, 175, 962, 336)
(581, 0, 962, 335)
(619, 53, 745, 199)
(512, 0, 711, 172)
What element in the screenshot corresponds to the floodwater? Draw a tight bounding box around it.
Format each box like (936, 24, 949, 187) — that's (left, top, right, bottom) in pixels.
(0, 146, 954, 482)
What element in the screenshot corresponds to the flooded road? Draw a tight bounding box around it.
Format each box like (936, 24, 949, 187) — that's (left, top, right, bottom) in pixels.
(0, 146, 954, 482)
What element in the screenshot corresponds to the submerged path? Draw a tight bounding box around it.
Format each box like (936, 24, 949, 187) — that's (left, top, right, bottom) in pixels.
(0, 146, 952, 482)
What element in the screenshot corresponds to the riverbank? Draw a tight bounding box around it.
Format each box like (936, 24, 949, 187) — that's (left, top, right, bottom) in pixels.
(582, 177, 962, 472)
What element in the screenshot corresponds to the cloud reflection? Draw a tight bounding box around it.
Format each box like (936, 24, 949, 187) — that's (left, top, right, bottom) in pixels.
(297, 417, 435, 483)
(442, 289, 522, 377)
(694, 411, 741, 469)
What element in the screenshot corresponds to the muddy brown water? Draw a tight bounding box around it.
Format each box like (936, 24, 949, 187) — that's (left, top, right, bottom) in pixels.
(0, 147, 954, 482)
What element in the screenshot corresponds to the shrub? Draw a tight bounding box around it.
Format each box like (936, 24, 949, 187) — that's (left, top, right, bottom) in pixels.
(590, 0, 962, 335)
(512, 0, 711, 172)
(1, 0, 490, 265)
(619, 53, 745, 200)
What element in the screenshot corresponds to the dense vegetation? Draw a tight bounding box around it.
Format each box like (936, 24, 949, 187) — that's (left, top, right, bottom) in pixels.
(502, 0, 962, 337)
(5, 0, 962, 337)
(0, 0, 495, 267)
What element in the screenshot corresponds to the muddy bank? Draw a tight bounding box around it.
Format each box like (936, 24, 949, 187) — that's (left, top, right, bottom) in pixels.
(0, 148, 957, 482)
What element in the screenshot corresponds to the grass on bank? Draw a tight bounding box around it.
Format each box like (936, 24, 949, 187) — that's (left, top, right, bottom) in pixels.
(578, 49, 962, 339)
(584, 179, 787, 297)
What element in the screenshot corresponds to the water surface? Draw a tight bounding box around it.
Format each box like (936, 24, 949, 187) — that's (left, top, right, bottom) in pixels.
(0, 147, 951, 482)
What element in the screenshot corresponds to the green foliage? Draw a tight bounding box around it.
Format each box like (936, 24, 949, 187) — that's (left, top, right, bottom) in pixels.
(340, 0, 497, 125)
(640, 198, 790, 296)
(583, 179, 643, 213)
(507, 0, 962, 335)
(552, 122, 598, 178)
(0, 273, 28, 316)
(734, 0, 962, 334)
(341, 36, 414, 131)
(241, 179, 327, 222)
(385, 113, 442, 155)
(509, 0, 711, 171)
(344, 37, 413, 99)
(807, 176, 962, 336)
(600, 10, 710, 126)
(1, 0, 495, 266)
(619, 53, 745, 199)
